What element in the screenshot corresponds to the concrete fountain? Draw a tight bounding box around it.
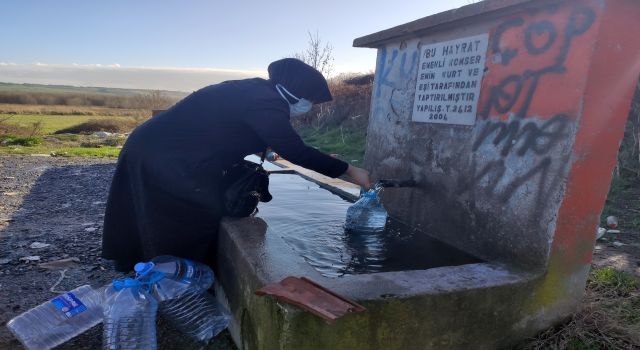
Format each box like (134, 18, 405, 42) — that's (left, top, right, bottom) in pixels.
(215, 0, 640, 348)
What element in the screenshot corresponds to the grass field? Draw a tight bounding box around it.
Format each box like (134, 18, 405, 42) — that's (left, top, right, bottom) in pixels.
(0, 145, 121, 157)
(0, 103, 150, 117)
(0, 114, 140, 134)
(297, 126, 366, 165)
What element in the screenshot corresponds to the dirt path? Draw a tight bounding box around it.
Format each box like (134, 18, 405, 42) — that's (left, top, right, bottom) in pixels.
(0, 156, 234, 350)
(0, 155, 637, 349)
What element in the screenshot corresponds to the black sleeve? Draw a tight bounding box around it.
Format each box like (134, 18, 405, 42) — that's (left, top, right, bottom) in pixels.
(242, 105, 349, 178)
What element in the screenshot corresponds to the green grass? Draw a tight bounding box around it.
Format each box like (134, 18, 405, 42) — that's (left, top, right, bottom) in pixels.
(566, 339, 601, 350)
(0, 135, 42, 146)
(0, 145, 120, 157)
(1, 114, 136, 134)
(297, 126, 366, 165)
(519, 266, 639, 349)
(588, 266, 639, 296)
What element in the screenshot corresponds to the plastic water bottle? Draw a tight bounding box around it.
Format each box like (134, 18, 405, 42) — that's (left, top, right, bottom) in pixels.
(134, 255, 214, 301)
(103, 278, 158, 350)
(6, 285, 104, 350)
(135, 255, 229, 343)
(159, 290, 229, 342)
(345, 188, 388, 232)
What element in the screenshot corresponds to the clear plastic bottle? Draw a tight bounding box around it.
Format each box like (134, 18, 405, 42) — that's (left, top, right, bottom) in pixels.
(345, 189, 388, 232)
(134, 255, 213, 301)
(6, 285, 104, 350)
(135, 255, 229, 344)
(159, 290, 229, 342)
(103, 278, 158, 350)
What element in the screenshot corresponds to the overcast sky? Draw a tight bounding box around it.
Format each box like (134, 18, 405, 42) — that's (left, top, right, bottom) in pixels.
(0, 0, 472, 91)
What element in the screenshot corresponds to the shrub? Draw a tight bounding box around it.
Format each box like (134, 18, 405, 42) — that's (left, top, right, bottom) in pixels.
(51, 134, 80, 142)
(55, 119, 139, 134)
(292, 73, 373, 131)
(102, 137, 125, 147)
(0, 135, 42, 146)
(79, 141, 102, 148)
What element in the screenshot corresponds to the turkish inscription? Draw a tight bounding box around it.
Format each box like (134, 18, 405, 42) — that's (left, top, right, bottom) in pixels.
(413, 34, 488, 125)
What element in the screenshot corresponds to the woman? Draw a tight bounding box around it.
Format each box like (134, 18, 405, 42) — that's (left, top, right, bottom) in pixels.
(101, 58, 371, 272)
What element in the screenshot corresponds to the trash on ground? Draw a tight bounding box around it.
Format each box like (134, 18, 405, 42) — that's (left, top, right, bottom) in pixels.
(30, 242, 51, 249)
(19, 256, 41, 262)
(596, 227, 607, 240)
(38, 257, 80, 270)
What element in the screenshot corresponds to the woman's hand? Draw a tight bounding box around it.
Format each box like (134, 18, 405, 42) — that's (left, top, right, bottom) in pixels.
(345, 164, 372, 190)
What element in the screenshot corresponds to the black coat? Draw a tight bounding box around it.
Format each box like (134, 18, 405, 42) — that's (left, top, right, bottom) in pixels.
(101, 78, 348, 271)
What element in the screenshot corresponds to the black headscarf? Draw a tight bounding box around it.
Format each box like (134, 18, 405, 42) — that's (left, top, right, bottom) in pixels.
(267, 58, 332, 104)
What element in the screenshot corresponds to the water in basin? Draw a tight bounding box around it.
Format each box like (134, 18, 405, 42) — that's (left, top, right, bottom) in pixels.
(256, 173, 482, 278)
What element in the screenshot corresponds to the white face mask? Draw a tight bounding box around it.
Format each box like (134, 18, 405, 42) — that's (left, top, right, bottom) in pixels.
(275, 84, 313, 117)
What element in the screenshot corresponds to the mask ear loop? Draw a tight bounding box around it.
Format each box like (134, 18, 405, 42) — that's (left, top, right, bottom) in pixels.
(275, 84, 300, 103)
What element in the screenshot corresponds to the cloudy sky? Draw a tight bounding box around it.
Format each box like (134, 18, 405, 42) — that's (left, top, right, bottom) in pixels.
(0, 0, 471, 92)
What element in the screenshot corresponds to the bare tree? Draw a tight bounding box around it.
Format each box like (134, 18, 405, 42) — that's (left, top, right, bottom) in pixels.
(293, 31, 334, 77)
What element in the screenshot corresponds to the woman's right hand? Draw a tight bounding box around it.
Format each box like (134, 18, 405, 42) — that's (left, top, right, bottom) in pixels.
(345, 165, 372, 190)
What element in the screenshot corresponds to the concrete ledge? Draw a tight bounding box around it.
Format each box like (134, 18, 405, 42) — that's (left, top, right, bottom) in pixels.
(215, 214, 544, 350)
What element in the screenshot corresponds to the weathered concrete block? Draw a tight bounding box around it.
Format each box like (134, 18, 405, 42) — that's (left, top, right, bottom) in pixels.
(216, 215, 541, 350)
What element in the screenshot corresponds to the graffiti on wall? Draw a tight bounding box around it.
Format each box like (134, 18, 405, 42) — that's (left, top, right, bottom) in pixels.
(458, 4, 597, 214)
(376, 46, 419, 98)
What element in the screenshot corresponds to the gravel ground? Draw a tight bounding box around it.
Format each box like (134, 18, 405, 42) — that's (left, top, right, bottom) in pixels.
(0, 155, 235, 350)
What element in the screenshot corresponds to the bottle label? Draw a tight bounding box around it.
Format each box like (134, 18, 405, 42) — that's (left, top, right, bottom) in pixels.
(51, 292, 87, 318)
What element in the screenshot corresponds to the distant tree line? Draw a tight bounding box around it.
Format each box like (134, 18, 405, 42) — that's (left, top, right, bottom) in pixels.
(0, 90, 178, 110)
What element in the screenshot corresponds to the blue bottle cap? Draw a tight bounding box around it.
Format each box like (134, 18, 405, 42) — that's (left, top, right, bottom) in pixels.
(364, 190, 377, 198)
(112, 277, 142, 291)
(134, 262, 155, 276)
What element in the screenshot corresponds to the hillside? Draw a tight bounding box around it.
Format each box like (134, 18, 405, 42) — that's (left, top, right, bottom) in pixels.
(0, 82, 187, 99)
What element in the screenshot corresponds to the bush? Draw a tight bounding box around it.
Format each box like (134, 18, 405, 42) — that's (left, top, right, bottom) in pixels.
(292, 73, 373, 131)
(79, 141, 102, 148)
(55, 119, 140, 134)
(51, 134, 80, 142)
(102, 137, 125, 147)
(0, 135, 42, 146)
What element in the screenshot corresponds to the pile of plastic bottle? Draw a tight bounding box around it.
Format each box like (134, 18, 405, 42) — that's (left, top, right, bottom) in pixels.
(6, 255, 230, 350)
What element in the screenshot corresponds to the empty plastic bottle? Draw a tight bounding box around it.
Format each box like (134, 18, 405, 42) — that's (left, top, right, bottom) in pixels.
(7, 285, 104, 350)
(103, 278, 158, 350)
(135, 255, 229, 343)
(159, 290, 229, 342)
(134, 255, 213, 301)
(345, 188, 388, 232)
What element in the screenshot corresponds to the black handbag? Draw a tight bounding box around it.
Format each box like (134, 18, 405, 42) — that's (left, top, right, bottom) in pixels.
(221, 152, 273, 217)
